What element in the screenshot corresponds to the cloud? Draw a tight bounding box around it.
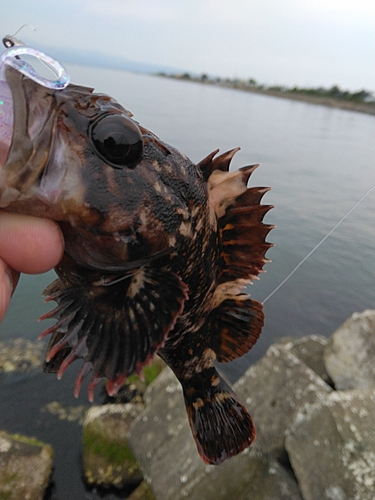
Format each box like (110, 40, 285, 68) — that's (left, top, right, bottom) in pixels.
(1, 0, 374, 91)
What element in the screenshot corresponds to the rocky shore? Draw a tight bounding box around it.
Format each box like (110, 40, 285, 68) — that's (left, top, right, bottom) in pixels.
(1, 309, 375, 499)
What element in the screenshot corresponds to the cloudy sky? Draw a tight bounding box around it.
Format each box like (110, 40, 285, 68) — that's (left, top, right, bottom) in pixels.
(1, 0, 374, 92)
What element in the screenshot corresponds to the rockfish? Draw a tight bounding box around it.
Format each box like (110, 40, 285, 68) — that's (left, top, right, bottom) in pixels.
(0, 45, 273, 465)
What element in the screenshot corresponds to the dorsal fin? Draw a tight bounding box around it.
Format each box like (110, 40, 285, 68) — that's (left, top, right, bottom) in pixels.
(206, 149, 274, 362)
(206, 152, 274, 284)
(198, 148, 240, 181)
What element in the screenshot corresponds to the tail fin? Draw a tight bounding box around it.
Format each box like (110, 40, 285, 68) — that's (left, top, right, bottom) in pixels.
(183, 368, 255, 465)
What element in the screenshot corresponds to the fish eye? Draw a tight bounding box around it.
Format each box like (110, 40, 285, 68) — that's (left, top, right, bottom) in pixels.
(90, 114, 143, 169)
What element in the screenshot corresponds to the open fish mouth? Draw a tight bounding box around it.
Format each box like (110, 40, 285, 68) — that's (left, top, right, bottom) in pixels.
(0, 45, 70, 205)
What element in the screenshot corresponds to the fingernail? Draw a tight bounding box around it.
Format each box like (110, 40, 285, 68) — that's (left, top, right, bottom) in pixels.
(5, 268, 14, 297)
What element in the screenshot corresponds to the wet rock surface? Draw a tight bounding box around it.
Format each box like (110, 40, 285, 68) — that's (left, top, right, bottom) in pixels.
(0, 431, 53, 500)
(83, 403, 145, 488)
(0, 338, 44, 373)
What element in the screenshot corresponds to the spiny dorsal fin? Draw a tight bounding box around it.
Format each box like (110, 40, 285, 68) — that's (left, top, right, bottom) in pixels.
(207, 151, 274, 283)
(217, 186, 274, 283)
(207, 149, 274, 362)
(198, 148, 240, 181)
(207, 160, 261, 218)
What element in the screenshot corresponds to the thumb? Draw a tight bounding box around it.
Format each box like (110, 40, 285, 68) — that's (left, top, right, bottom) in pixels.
(0, 213, 64, 274)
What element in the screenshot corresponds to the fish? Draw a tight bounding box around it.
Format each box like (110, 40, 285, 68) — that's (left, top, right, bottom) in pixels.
(0, 46, 273, 465)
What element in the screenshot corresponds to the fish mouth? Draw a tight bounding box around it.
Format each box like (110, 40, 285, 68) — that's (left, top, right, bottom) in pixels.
(0, 66, 58, 211)
(0, 44, 70, 192)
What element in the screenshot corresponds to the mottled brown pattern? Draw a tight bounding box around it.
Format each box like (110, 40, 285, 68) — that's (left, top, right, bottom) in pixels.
(0, 65, 274, 465)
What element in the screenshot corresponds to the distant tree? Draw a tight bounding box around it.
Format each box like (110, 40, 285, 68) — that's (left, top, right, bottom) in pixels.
(328, 85, 341, 98)
(269, 85, 282, 91)
(200, 73, 208, 82)
(351, 90, 372, 102)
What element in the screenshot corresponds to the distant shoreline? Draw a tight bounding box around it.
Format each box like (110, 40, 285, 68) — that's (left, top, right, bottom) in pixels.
(157, 74, 375, 116)
(230, 85, 375, 116)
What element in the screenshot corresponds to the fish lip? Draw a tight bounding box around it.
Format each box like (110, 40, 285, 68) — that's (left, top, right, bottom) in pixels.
(0, 67, 52, 206)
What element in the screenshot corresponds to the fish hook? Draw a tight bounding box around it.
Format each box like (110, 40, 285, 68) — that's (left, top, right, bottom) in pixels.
(2, 24, 36, 49)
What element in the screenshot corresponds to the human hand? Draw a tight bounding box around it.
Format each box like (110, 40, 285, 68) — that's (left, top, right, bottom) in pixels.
(0, 212, 64, 322)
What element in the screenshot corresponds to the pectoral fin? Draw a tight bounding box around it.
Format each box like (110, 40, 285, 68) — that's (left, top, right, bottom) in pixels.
(40, 265, 188, 401)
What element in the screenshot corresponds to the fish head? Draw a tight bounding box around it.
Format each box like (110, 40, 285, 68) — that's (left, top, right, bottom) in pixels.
(0, 65, 197, 272)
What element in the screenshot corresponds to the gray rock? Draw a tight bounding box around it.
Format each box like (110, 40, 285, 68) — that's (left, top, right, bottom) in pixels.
(180, 447, 303, 500)
(235, 343, 332, 458)
(128, 368, 206, 500)
(324, 310, 375, 390)
(83, 403, 144, 488)
(281, 335, 332, 384)
(286, 389, 375, 500)
(0, 431, 53, 500)
(128, 355, 312, 500)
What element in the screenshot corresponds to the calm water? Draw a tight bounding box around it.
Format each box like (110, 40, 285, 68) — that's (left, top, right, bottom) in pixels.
(0, 65, 374, 499)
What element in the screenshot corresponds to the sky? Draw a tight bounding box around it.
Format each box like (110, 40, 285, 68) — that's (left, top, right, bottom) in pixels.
(1, 0, 374, 92)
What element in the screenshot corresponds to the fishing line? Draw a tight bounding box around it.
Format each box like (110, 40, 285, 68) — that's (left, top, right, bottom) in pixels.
(262, 181, 375, 305)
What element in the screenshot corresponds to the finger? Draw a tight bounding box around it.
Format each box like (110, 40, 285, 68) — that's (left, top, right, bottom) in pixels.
(0, 212, 64, 274)
(0, 259, 19, 322)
